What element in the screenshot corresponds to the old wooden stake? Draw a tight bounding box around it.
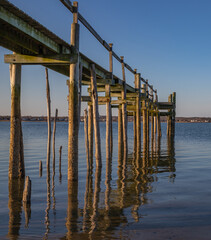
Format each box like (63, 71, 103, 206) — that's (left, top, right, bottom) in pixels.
(23, 176, 31, 204)
(9, 63, 25, 179)
(45, 68, 51, 172)
(59, 146, 62, 180)
(39, 160, 42, 177)
(88, 103, 93, 167)
(52, 108, 58, 174)
(68, 1, 80, 181)
(90, 64, 102, 167)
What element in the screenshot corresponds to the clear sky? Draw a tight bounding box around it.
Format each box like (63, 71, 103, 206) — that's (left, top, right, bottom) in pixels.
(1, 0, 211, 117)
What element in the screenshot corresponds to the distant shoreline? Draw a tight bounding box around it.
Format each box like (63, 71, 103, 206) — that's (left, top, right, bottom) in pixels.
(0, 116, 211, 123)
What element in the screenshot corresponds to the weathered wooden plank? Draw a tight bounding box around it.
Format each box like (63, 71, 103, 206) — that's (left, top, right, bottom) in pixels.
(4, 53, 77, 65)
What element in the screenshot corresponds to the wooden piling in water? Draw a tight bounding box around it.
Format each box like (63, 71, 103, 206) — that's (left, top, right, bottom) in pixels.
(9, 63, 25, 179)
(91, 64, 102, 167)
(109, 43, 113, 156)
(39, 160, 42, 177)
(45, 68, 51, 172)
(135, 72, 141, 162)
(120, 56, 128, 160)
(23, 176, 31, 204)
(59, 146, 62, 181)
(84, 109, 90, 169)
(172, 92, 176, 136)
(142, 84, 147, 151)
(118, 108, 123, 161)
(88, 103, 93, 167)
(153, 90, 157, 138)
(68, 1, 80, 181)
(167, 94, 172, 136)
(52, 108, 58, 174)
(105, 84, 111, 160)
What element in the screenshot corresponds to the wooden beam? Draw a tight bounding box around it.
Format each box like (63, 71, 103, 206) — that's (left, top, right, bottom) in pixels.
(4, 53, 78, 65)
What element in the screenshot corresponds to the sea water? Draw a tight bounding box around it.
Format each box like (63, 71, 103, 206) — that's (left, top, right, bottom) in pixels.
(0, 122, 211, 239)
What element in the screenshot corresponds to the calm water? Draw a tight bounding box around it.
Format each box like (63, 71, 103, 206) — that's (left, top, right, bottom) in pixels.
(0, 122, 211, 239)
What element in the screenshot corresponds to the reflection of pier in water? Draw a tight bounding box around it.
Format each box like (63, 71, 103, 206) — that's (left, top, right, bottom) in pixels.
(64, 136, 176, 238)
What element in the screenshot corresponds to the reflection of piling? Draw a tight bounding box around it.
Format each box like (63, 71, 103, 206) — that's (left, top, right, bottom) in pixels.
(133, 111, 136, 155)
(45, 169, 51, 238)
(9, 63, 25, 179)
(66, 179, 78, 238)
(90, 166, 101, 233)
(82, 168, 93, 232)
(23, 176, 31, 228)
(8, 178, 24, 239)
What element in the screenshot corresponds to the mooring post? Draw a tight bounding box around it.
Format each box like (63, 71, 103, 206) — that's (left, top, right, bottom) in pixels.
(91, 64, 102, 167)
(172, 92, 176, 136)
(9, 63, 25, 179)
(120, 56, 128, 161)
(52, 108, 58, 175)
(135, 71, 141, 163)
(142, 84, 147, 151)
(45, 68, 51, 172)
(84, 109, 90, 169)
(88, 102, 93, 167)
(68, 1, 80, 181)
(118, 107, 123, 161)
(167, 94, 173, 136)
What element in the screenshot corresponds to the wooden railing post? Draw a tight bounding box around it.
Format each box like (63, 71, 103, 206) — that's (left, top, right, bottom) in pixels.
(68, 1, 80, 181)
(9, 63, 25, 179)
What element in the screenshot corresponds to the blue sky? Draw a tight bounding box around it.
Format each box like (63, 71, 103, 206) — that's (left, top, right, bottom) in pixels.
(1, 0, 211, 117)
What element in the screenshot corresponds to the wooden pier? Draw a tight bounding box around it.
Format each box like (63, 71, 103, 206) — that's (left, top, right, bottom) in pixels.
(0, 0, 176, 180)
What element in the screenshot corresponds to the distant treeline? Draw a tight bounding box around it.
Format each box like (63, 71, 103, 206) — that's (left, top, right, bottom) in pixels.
(1, 115, 211, 123)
